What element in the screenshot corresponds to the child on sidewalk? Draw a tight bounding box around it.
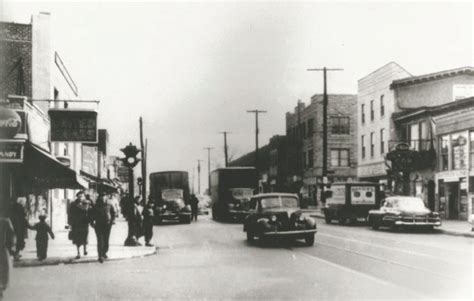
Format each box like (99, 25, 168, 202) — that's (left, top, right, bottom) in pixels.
(28, 215, 55, 260)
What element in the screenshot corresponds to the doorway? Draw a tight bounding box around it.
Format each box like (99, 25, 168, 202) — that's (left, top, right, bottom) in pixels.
(447, 182, 459, 219)
(427, 180, 435, 211)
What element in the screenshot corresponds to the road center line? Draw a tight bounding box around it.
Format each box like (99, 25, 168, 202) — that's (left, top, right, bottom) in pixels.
(289, 248, 428, 299)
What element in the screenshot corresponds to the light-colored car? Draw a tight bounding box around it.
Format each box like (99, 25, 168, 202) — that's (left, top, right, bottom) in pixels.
(367, 196, 441, 231)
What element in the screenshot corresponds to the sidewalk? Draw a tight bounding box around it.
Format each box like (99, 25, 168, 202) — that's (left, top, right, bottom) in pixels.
(302, 207, 474, 238)
(14, 219, 156, 268)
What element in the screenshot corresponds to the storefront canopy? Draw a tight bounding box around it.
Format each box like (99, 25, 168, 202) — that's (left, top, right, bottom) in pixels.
(80, 170, 119, 194)
(23, 142, 87, 190)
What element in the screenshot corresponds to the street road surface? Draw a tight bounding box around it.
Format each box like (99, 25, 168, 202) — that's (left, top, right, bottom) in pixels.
(7, 215, 474, 300)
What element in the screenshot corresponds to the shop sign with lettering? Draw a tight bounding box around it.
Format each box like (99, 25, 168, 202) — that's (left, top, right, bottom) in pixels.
(0, 140, 24, 163)
(49, 109, 98, 142)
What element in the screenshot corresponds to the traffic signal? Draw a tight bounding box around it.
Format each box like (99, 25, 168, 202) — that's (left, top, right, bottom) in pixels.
(120, 143, 141, 168)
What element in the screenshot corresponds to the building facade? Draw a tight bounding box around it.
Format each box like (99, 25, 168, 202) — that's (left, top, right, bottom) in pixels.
(357, 62, 412, 183)
(286, 94, 358, 206)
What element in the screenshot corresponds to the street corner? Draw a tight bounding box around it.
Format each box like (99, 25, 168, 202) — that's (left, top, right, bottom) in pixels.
(13, 245, 158, 268)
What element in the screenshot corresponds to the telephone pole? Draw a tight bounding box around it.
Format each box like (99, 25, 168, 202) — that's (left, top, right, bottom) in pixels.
(197, 160, 203, 194)
(307, 67, 343, 204)
(139, 117, 147, 204)
(246, 110, 267, 175)
(203, 147, 214, 194)
(219, 131, 231, 167)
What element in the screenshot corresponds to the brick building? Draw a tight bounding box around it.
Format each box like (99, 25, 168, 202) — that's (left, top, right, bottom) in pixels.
(286, 94, 358, 206)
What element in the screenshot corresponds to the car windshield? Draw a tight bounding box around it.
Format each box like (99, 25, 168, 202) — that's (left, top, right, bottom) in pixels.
(392, 198, 426, 210)
(260, 196, 299, 209)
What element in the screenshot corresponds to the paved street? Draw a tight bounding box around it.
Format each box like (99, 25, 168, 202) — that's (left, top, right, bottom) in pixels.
(6, 215, 473, 300)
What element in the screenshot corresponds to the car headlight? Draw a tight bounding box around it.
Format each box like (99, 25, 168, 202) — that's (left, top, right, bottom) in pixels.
(162, 204, 167, 210)
(298, 215, 305, 222)
(228, 203, 235, 209)
(270, 215, 277, 222)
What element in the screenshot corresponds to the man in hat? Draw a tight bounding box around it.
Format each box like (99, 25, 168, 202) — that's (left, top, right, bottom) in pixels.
(90, 193, 116, 263)
(10, 197, 28, 261)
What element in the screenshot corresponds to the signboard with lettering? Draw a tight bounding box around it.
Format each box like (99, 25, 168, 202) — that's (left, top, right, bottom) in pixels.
(0, 140, 24, 163)
(49, 109, 97, 142)
(81, 144, 98, 176)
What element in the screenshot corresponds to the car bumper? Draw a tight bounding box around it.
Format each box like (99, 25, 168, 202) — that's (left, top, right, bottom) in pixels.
(228, 210, 249, 218)
(394, 220, 441, 226)
(158, 212, 191, 220)
(261, 229, 317, 237)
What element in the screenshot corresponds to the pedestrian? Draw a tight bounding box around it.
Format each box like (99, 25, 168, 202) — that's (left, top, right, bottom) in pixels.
(190, 194, 199, 222)
(69, 191, 92, 259)
(142, 200, 154, 246)
(0, 208, 15, 299)
(90, 193, 116, 263)
(27, 214, 54, 260)
(9, 197, 28, 261)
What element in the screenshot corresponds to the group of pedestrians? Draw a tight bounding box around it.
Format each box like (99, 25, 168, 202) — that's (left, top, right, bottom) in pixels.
(121, 196, 154, 247)
(68, 191, 116, 263)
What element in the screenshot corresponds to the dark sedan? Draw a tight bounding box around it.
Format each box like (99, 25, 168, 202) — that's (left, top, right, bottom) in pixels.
(243, 193, 317, 246)
(367, 196, 441, 231)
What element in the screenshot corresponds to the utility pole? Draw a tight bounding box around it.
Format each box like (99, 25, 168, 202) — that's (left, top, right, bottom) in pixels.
(219, 131, 231, 167)
(197, 159, 203, 194)
(203, 147, 214, 194)
(191, 168, 195, 194)
(139, 117, 147, 204)
(246, 110, 267, 175)
(297, 99, 303, 180)
(307, 67, 343, 204)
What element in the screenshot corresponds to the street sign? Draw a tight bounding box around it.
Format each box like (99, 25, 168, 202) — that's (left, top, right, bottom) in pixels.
(49, 109, 98, 142)
(0, 140, 24, 163)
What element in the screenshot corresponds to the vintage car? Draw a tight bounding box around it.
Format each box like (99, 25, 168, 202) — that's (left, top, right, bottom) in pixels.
(367, 196, 441, 230)
(243, 193, 317, 246)
(154, 189, 192, 224)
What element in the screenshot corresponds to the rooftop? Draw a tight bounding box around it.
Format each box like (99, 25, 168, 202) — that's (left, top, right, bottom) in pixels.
(390, 66, 474, 89)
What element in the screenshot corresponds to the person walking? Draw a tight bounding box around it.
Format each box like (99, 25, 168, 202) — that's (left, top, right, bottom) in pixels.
(90, 193, 116, 263)
(0, 209, 15, 299)
(142, 201, 154, 246)
(190, 194, 199, 222)
(10, 197, 28, 261)
(69, 191, 92, 259)
(27, 215, 54, 260)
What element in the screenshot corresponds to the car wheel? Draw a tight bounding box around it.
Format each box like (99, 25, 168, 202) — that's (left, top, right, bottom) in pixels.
(324, 214, 332, 224)
(246, 231, 254, 242)
(371, 218, 380, 230)
(305, 234, 315, 246)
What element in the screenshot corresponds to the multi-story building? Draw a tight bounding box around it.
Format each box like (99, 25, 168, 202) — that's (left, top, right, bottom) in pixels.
(357, 62, 412, 183)
(286, 94, 358, 206)
(0, 13, 101, 230)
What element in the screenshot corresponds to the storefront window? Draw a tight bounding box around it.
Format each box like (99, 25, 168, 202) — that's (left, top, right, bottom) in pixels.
(440, 135, 449, 171)
(451, 132, 468, 170)
(410, 123, 419, 150)
(470, 132, 474, 169)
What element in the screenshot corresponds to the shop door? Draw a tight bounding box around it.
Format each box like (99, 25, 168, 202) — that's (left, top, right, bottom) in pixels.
(447, 183, 459, 219)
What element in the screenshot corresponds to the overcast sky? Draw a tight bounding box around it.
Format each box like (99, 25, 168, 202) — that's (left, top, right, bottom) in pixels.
(2, 1, 473, 190)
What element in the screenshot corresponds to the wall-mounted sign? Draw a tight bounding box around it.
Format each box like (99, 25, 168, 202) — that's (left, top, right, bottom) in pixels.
(0, 140, 24, 163)
(0, 109, 22, 138)
(49, 109, 97, 142)
(81, 144, 98, 176)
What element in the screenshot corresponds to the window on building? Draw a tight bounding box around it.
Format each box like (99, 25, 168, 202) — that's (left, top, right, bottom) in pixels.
(370, 100, 374, 121)
(331, 149, 350, 167)
(380, 129, 385, 154)
(361, 135, 365, 159)
(302, 122, 307, 139)
(451, 132, 468, 170)
(370, 132, 375, 157)
(380, 95, 385, 117)
(302, 151, 306, 169)
(440, 135, 449, 171)
(308, 149, 314, 168)
(307, 118, 314, 136)
(331, 116, 350, 134)
(409, 123, 420, 150)
(63, 143, 69, 156)
(470, 132, 474, 170)
(361, 104, 365, 123)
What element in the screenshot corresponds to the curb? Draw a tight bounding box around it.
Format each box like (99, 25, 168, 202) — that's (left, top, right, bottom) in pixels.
(310, 214, 474, 238)
(13, 246, 157, 268)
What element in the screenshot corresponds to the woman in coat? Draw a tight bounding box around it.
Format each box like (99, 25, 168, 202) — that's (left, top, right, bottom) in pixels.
(69, 191, 92, 259)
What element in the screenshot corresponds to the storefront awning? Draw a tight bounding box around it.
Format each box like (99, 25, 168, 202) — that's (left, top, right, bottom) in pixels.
(80, 170, 119, 194)
(23, 142, 87, 189)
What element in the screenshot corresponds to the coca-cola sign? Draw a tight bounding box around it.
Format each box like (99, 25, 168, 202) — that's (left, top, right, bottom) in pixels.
(0, 109, 22, 138)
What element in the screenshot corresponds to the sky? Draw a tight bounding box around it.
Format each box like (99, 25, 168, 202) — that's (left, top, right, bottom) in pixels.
(2, 1, 473, 191)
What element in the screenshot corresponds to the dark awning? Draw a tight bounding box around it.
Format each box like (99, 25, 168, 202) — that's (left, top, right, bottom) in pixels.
(23, 142, 87, 189)
(80, 170, 119, 194)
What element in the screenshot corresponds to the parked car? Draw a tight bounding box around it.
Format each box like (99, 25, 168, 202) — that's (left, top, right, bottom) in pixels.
(197, 194, 211, 215)
(243, 193, 317, 246)
(367, 196, 441, 231)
